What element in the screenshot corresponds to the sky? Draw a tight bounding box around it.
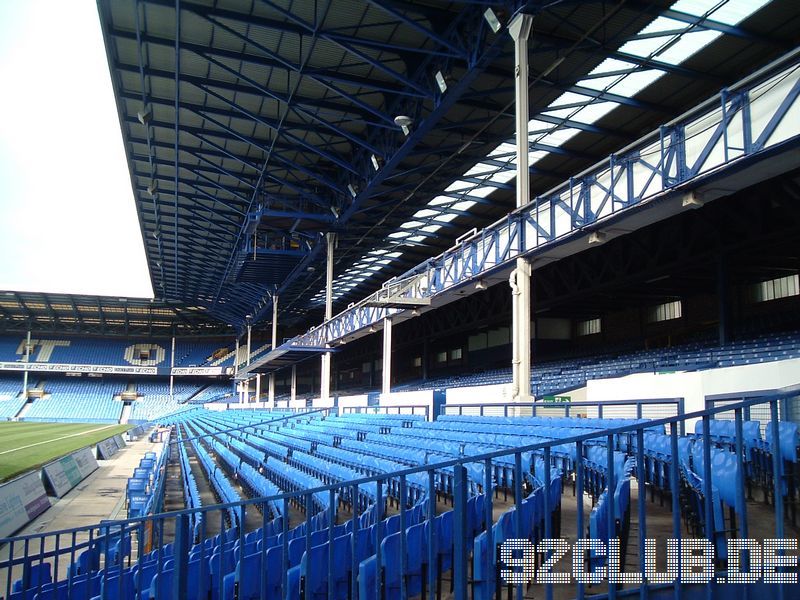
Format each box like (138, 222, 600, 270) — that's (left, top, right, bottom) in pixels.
(0, 0, 153, 298)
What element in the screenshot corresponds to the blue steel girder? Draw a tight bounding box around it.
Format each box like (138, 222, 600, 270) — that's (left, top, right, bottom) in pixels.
(131, 153, 257, 196)
(252, 49, 800, 358)
(177, 54, 360, 176)
(259, 0, 433, 98)
(628, 3, 792, 49)
(192, 75, 384, 158)
(240, 1, 527, 326)
(113, 58, 383, 127)
(180, 128, 345, 197)
(139, 197, 239, 233)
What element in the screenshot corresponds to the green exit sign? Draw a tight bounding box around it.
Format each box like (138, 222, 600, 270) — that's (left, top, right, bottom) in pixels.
(541, 395, 571, 403)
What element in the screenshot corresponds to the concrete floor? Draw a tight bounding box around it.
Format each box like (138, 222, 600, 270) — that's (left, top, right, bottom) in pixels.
(0, 433, 160, 592)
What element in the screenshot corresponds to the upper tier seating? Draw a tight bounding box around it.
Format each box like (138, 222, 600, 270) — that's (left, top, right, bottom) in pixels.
(395, 330, 800, 395)
(0, 336, 235, 368)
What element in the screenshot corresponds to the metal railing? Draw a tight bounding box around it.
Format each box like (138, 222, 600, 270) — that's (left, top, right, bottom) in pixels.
(1, 390, 797, 600)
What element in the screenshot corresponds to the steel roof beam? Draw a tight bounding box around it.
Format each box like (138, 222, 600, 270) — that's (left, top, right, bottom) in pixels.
(189, 54, 360, 175)
(139, 196, 239, 232)
(195, 80, 382, 158)
(174, 129, 345, 197)
(131, 153, 257, 192)
(113, 57, 380, 123)
(127, 135, 261, 173)
(260, 0, 433, 98)
(365, 0, 467, 59)
(626, 2, 790, 48)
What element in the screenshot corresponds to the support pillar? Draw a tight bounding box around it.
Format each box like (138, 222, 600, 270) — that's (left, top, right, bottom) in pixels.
(509, 13, 534, 403)
(22, 330, 31, 396)
(269, 294, 278, 403)
(382, 317, 393, 396)
(321, 233, 335, 401)
(169, 335, 175, 400)
(234, 338, 240, 376)
(255, 374, 261, 405)
(291, 365, 297, 404)
(246, 323, 252, 366)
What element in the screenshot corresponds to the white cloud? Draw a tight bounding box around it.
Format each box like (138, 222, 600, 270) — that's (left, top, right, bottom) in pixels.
(0, 0, 153, 298)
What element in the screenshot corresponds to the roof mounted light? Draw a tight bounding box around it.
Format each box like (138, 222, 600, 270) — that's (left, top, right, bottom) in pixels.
(394, 115, 413, 136)
(347, 184, 357, 198)
(483, 8, 503, 33)
(137, 109, 151, 125)
(435, 71, 448, 94)
(370, 154, 381, 171)
(588, 231, 607, 245)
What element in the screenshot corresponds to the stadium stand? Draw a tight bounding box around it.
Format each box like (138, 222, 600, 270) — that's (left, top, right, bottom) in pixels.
(21, 377, 125, 423)
(0, 336, 235, 368)
(3, 390, 796, 600)
(0, 376, 24, 419)
(1, 4, 799, 600)
(394, 331, 800, 395)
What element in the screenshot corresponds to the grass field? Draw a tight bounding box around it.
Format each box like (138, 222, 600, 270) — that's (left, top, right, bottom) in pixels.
(0, 422, 132, 483)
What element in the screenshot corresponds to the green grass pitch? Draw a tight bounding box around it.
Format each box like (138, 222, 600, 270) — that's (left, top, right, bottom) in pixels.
(0, 422, 132, 483)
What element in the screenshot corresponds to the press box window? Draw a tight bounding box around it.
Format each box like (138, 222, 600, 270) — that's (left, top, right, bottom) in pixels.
(647, 300, 682, 323)
(750, 274, 799, 303)
(577, 318, 601, 336)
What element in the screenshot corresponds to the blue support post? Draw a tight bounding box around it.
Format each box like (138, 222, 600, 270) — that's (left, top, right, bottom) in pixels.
(282, 498, 289, 599)
(576, 440, 585, 600)
(607, 435, 616, 600)
(400, 475, 408, 600)
(427, 470, 437, 599)
(172, 514, 190, 600)
(351, 483, 359, 600)
(669, 426, 682, 600)
(514, 452, 523, 600)
(329, 488, 336, 600)
(636, 429, 647, 600)
(453, 465, 468, 600)
(484, 457, 494, 594)
(376, 480, 384, 600)
(701, 416, 713, 600)
(543, 446, 553, 600)
(261, 502, 268, 600)
(770, 398, 786, 600)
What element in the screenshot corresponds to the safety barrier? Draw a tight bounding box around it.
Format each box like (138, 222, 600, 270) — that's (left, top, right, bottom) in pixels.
(1, 389, 798, 600)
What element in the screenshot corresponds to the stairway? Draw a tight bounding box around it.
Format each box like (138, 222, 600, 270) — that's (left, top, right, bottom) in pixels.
(14, 396, 34, 420)
(120, 402, 133, 424)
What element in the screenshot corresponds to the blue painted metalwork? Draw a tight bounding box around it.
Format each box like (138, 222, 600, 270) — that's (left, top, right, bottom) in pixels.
(240, 48, 800, 366)
(3, 390, 798, 600)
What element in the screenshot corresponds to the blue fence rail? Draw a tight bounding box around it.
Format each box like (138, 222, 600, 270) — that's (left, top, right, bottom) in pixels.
(1, 391, 799, 600)
(441, 398, 686, 425)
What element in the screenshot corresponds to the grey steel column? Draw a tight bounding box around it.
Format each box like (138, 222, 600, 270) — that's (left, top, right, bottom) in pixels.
(509, 13, 533, 402)
(269, 294, 278, 404)
(321, 233, 335, 401)
(291, 364, 297, 403)
(22, 330, 31, 396)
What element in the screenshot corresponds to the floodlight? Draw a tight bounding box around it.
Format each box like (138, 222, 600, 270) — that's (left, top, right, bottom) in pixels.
(588, 231, 607, 245)
(483, 8, 502, 33)
(435, 71, 448, 94)
(394, 115, 413, 135)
